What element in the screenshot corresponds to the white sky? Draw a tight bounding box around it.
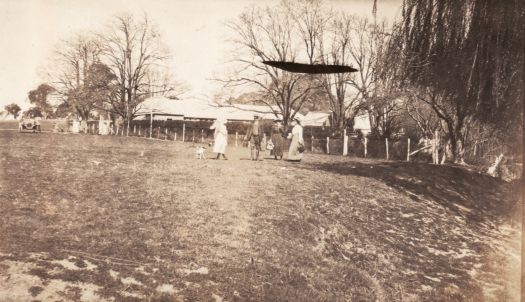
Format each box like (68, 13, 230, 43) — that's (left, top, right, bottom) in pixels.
(0, 0, 402, 110)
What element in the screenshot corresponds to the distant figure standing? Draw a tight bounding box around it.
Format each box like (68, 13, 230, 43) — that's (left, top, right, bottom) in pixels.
(245, 114, 263, 161)
(287, 117, 304, 162)
(80, 118, 88, 134)
(98, 119, 111, 135)
(270, 119, 285, 160)
(210, 117, 228, 160)
(71, 119, 80, 134)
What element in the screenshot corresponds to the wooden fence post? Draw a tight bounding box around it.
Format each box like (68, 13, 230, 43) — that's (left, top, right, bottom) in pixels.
(386, 138, 389, 160)
(116, 125, 119, 136)
(343, 129, 348, 156)
(235, 132, 238, 147)
(364, 137, 368, 158)
(310, 127, 314, 152)
(182, 123, 186, 142)
(201, 129, 204, 143)
(174, 132, 177, 141)
(434, 129, 440, 164)
(149, 112, 153, 138)
(407, 138, 411, 162)
(133, 125, 136, 135)
(326, 137, 330, 155)
(165, 128, 168, 140)
(157, 126, 161, 139)
(192, 129, 195, 142)
(431, 137, 436, 164)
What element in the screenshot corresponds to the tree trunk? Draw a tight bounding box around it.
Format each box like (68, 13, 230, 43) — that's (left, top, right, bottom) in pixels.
(432, 130, 440, 164)
(453, 136, 467, 164)
(444, 120, 467, 164)
(487, 153, 504, 177)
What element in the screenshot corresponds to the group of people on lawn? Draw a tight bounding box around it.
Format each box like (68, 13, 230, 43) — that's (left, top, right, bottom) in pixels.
(209, 114, 304, 162)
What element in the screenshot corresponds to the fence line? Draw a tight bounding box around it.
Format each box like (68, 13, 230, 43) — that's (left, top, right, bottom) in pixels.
(80, 120, 427, 162)
(10, 118, 519, 178)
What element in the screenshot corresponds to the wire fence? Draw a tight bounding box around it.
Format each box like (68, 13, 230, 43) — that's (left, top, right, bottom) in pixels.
(2, 118, 519, 179)
(81, 120, 425, 162)
(54, 119, 517, 179)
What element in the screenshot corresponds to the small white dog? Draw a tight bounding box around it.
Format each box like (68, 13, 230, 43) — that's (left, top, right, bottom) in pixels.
(195, 146, 207, 159)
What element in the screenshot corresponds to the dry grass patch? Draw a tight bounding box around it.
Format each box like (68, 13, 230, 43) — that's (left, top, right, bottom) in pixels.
(0, 132, 520, 301)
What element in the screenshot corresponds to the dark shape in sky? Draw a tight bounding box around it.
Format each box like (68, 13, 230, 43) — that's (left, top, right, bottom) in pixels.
(262, 61, 358, 74)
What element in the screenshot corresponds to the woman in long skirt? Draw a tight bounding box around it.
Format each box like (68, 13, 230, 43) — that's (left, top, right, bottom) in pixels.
(270, 119, 285, 160)
(210, 117, 228, 160)
(287, 117, 304, 162)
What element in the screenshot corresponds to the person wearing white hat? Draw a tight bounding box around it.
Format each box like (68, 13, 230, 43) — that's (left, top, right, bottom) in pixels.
(210, 116, 228, 160)
(287, 116, 304, 162)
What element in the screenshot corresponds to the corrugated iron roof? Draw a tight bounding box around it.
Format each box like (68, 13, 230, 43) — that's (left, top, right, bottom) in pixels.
(135, 96, 302, 121)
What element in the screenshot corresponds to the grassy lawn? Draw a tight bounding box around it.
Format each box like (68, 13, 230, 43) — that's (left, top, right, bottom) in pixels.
(0, 120, 58, 131)
(0, 131, 520, 301)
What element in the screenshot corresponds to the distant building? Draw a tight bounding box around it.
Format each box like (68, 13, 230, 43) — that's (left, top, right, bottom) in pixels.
(134, 96, 301, 122)
(135, 97, 214, 121)
(302, 111, 332, 127)
(215, 103, 284, 122)
(353, 113, 371, 135)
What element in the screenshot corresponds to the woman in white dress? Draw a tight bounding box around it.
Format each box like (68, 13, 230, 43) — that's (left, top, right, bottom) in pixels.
(287, 117, 304, 162)
(210, 117, 228, 160)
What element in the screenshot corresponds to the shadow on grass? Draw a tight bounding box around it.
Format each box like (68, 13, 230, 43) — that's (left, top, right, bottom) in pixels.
(304, 159, 520, 224)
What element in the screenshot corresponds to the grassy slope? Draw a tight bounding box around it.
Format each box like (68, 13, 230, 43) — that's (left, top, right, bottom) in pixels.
(0, 131, 520, 301)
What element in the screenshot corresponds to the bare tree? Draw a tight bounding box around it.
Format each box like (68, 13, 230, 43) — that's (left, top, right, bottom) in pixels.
(319, 14, 358, 130)
(285, 0, 328, 65)
(220, 3, 319, 125)
(405, 94, 441, 140)
(316, 14, 390, 131)
(144, 67, 189, 100)
(366, 95, 405, 139)
(346, 18, 391, 136)
(99, 13, 169, 133)
(49, 34, 103, 120)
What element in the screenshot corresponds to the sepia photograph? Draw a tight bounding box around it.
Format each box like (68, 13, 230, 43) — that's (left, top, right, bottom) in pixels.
(0, 0, 523, 301)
